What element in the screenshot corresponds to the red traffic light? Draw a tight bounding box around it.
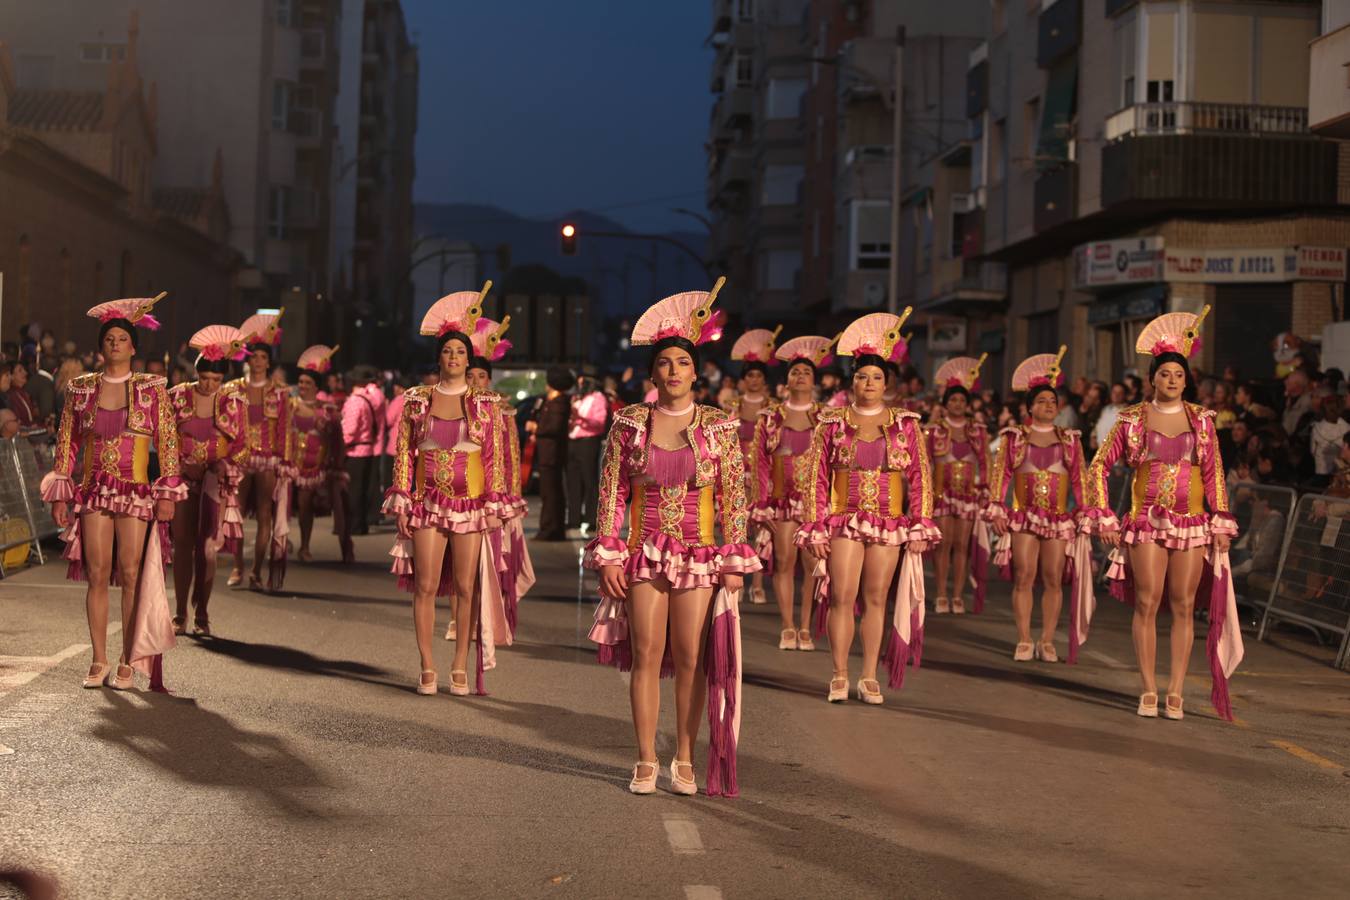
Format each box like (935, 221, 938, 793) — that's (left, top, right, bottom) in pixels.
(560, 222, 578, 256)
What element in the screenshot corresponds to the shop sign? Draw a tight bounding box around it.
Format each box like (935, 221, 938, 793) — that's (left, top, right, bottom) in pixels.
(1295, 246, 1347, 281)
(1164, 248, 1288, 283)
(1073, 237, 1165, 289)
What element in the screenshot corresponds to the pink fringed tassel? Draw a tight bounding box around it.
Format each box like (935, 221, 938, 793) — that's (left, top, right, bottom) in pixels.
(1068, 572, 1081, 666)
(474, 616, 488, 696)
(882, 626, 910, 690)
(969, 522, 988, 614)
(813, 569, 831, 637)
(1205, 563, 1233, 721)
(149, 654, 169, 693)
(909, 605, 924, 669)
(753, 525, 774, 576)
(596, 640, 633, 672)
(704, 607, 739, 799)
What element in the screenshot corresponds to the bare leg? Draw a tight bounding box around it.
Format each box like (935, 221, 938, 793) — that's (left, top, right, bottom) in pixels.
(628, 578, 671, 772)
(1129, 542, 1168, 695)
(798, 543, 819, 634)
(231, 472, 254, 580)
(669, 585, 715, 778)
(411, 526, 449, 673)
(250, 470, 277, 583)
(771, 520, 799, 631)
(112, 515, 151, 665)
(1038, 538, 1067, 644)
(947, 516, 974, 608)
(171, 490, 199, 622)
(1010, 532, 1040, 644)
(858, 544, 900, 681)
(449, 530, 484, 677)
(1165, 547, 1205, 698)
(826, 537, 864, 680)
(81, 512, 114, 666)
(297, 488, 314, 558)
(933, 515, 956, 598)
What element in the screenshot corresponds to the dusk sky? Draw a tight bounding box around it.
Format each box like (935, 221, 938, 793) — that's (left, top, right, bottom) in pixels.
(404, 1, 714, 234)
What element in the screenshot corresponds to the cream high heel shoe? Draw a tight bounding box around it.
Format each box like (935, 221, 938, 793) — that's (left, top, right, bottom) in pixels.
(448, 670, 470, 697)
(827, 676, 849, 703)
(444, 620, 457, 641)
(415, 670, 437, 695)
(856, 678, 884, 705)
(1036, 641, 1059, 663)
(1163, 694, 1185, 720)
(109, 664, 135, 691)
(951, 596, 966, 615)
(778, 628, 798, 650)
(629, 761, 658, 795)
(1136, 692, 1159, 718)
(934, 596, 950, 614)
(1013, 642, 1035, 662)
(668, 759, 698, 796)
(82, 662, 111, 689)
(796, 629, 815, 652)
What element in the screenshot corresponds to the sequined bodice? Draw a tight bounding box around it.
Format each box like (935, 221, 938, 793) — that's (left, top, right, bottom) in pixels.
(1147, 431, 1196, 464)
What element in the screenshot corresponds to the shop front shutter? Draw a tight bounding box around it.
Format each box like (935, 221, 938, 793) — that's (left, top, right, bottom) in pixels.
(1212, 284, 1292, 379)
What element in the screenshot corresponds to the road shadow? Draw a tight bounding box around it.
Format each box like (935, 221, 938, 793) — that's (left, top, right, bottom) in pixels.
(192, 636, 400, 689)
(89, 690, 329, 818)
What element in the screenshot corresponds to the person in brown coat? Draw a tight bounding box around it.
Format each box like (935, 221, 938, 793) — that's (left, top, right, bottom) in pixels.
(530, 366, 573, 540)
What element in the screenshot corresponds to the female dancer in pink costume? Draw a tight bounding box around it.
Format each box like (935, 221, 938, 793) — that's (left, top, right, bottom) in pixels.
(986, 347, 1095, 663)
(797, 309, 938, 705)
(749, 334, 836, 651)
(729, 327, 778, 605)
(292, 344, 352, 564)
(168, 325, 248, 636)
(445, 316, 534, 642)
(385, 284, 512, 697)
(42, 295, 184, 690)
(926, 355, 992, 615)
(1086, 307, 1243, 720)
(226, 311, 293, 592)
(586, 278, 757, 797)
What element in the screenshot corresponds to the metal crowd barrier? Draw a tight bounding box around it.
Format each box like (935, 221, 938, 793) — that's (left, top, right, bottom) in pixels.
(1226, 482, 1298, 627)
(0, 432, 58, 577)
(1257, 493, 1350, 671)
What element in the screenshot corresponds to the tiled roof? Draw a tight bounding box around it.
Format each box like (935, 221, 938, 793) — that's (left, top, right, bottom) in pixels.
(153, 186, 208, 219)
(7, 89, 104, 130)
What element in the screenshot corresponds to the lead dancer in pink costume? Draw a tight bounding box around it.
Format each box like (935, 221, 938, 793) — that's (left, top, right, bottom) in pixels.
(385, 283, 512, 697)
(986, 346, 1095, 664)
(168, 325, 248, 636)
(728, 326, 779, 606)
(749, 334, 837, 651)
(226, 310, 294, 592)
(1086, 307, 1243, 720)
(586, 277, 757, 798)
(926, 355, 992, 615)
(42, 295, 184, 690)
(445, 315, 534, 642)
(797, 309, 939, 705)
(292, 344, 352, 565)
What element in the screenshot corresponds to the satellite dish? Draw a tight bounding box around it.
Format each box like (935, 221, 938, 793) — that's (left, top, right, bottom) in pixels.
(863, 281, 886, 308)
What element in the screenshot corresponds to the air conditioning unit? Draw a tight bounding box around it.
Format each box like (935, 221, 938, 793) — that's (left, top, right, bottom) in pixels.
(951, 193, 975, 214)
(863, 281, 886, 308)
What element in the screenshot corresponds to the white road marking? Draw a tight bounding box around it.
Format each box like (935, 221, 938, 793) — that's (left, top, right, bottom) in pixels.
(1086, 650, 1129, 670)
(0, 744, 14, 756)
(662, 814, 705, 855)
(0, 692, 67, 730)
(0, 629, 116, 693)
(684, 887, 723, 900)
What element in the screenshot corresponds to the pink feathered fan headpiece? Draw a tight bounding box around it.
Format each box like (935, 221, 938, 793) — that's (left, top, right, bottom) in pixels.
(630, 276, 727, 346)
(87, 292, 167, 331)
(838, 307, 913, 363)
(297, 344, 340, 375)
(422, 281, 491, 338)
(189, 324, 245, 362)
(1011, 345, 1067, 391)
(471, 316, 513, 362)
(935, 354, 988, 391)
(776, 333, 839, 369)
(239, 309, 284, 348)
(731, 326, 782, 365)
(1136, 305, 1210, 358)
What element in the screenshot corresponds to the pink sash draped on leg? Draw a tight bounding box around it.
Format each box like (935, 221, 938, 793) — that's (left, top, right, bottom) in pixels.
(268, 474, 291, 591)
(473, 533, 511, 693)
(1066, 532, 1095, 664)
(705, 587, 741, 799)
(968, 519, 990, 613)
(811, 558, 830, 637)
(1202, 548, 1243, 721)
(126, 525, 176, 691)
(881, 548, 926, 689)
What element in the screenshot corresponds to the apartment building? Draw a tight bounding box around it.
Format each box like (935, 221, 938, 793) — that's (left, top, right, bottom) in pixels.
(967, 0, 1345, 385)
(706, 0, 810, 323)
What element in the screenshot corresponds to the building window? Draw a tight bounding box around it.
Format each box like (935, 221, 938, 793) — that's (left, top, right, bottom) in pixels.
(77, 44, 124, 65)
(1146, 79, 1173, 103)
(733, 52, 754, 88)
(990, 118, 1006, 185)
(276, 0, 294, 26)
(762, 164, 804, 206)
(736, 0, 755, 22)
(272, 81, 293, 130)
(760, 249, 800, 292)
(1026, 310, 1058, 355)
(766, 77, 807, 120)
(16, 54, 55, 89)
(1023, 97, 1040, 163)
(268, 187, 290, 239)
(850, 201, 891, 271)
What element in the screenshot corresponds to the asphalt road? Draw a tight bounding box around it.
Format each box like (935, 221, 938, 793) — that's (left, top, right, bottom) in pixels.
(2, 507, 1349, 899)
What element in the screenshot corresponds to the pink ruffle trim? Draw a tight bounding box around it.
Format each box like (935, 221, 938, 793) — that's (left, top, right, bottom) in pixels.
(1007, 507, 1076, 542)
(408, 489, 491, 534)
(750, 498, 795, 525)
(583, 535, 630, 570)
(1120, 507, 1214, 551)
(934, 493, 983, 520)
(40, 472, 76, 503)
(798, 513, 941, 549)
(153, 476, 188, 503)
(1079, 508, 1119, 535)
(73, 471, 155, 521)
(242, 453, 284, 473)
(626, 534, 761, 589)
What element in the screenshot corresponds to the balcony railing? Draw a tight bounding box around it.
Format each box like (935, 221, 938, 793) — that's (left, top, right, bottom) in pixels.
(1105, 102, 1309, 142)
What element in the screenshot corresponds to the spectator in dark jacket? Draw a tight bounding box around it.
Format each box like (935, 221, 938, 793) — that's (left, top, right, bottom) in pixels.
(530, 366, 573, 540)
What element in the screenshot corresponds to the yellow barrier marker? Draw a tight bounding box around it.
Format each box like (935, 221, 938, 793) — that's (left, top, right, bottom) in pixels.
(1270, 740, 1344, 772)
